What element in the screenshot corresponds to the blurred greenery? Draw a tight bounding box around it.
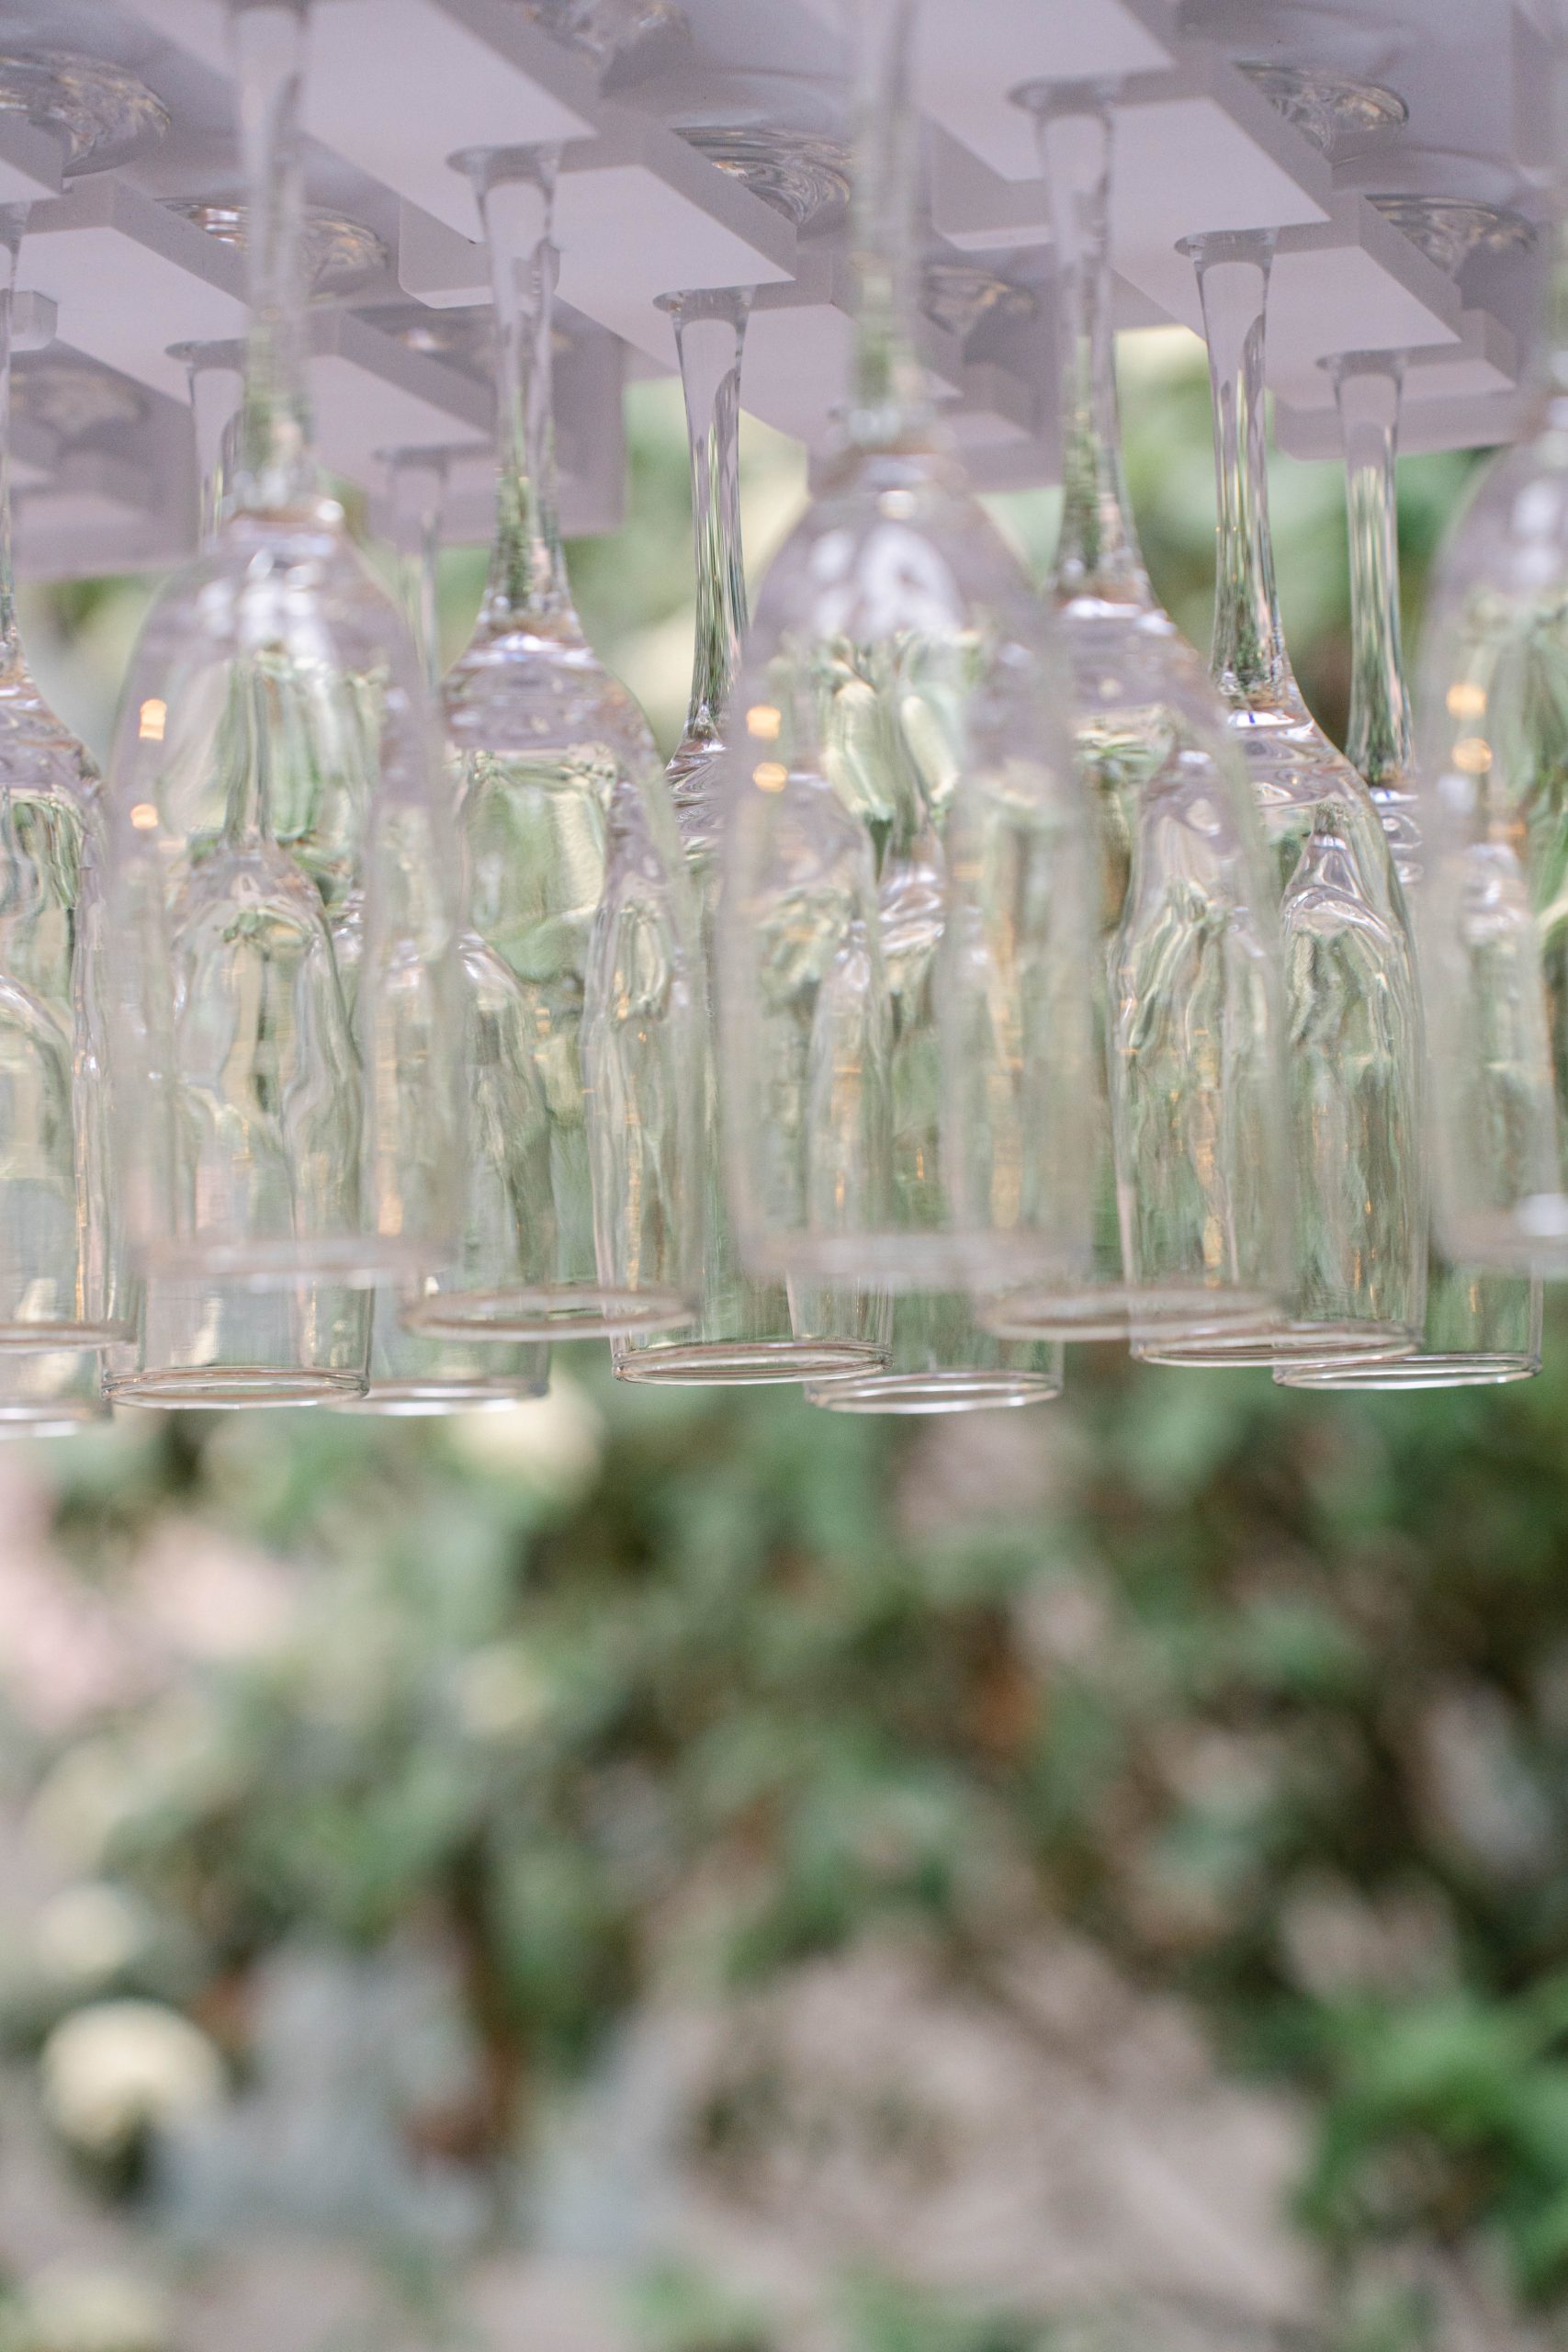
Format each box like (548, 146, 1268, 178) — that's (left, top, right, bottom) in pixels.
(0, 329, 1542, 2352)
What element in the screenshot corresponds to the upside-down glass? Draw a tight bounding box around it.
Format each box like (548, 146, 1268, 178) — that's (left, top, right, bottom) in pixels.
(105, 327, 367, 1409)
(718, 0, 1096, 1312)
(102, 0, 460, 1403)
(983, 83, 1287, 1348)
(1413, 211, 1568, 1277)
(337, 448, 550, 1414)
(1280, 334, 1540, 1385)
(407, 141, 700, 1344)
(0, 59, 164, 1360)
(1136, 232, 1425, 1368)
(613, 258, 882, 1383)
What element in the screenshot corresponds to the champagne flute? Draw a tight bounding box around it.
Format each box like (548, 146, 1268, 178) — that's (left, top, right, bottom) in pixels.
(103, 0, 461, 1404)
(341, 448, 549, 1414)
(1412, 201, 1568, 1277)
(406, 141, 701, 1345)
(614, 130, 883, 1385)
(982, 82, 1288, 1351)
(0, 59, 168, 1366)
(1135, 230, 1425, 1369)
(1281, 201, 1541, 1388)
(718, 0, 1097, 1323)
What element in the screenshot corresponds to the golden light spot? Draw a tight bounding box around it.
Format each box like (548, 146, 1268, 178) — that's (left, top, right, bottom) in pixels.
(746, 703, 782, 741)
(752, 761, 788, 792)
(1447, 681, 1487, 719)
(130, 802, 159, 831)
(137, 697, 167, 741)
(1452, 736, 1493, 775)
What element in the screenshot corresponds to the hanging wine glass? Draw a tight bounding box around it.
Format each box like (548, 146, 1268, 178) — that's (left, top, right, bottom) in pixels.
(405, 141, 701, 1345)
(1280, 207, 1541, 1388)
(0, 55, 172, 1379)
(337, 448, 549, 1415)
(1409, 203, 1568, 1278)
(107, 332, 367, 1412)
(1134, 229, 1426, 1369)
(979, 82, 1288, 1351)
(614, 142, 883, 1384)
(102, 0, 461, 1405)
(717, 0, 1097, 1323)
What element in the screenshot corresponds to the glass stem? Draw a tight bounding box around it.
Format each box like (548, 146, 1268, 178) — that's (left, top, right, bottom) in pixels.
(179, 341, 246, 546)
(470, 144, 571, 629)
(386, 449, 449, 695)
(1334, 354, 1410, 793)
(845, 0, 933, 451)
(228, 0, 316, 514)
(0, 207, 26, 676)
(668, 288, 751, 776)
(1030, 86, 1148, 603)
(1188, 231, 1290, 706)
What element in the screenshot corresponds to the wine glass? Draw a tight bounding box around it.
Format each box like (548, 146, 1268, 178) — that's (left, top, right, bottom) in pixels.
(613, 123, 884, 1385)
(1280, 205, 1542, 1389)
(1135, 230, 1426, 1370)
(102, 0, 462, 1404)
(405, 141, 701, 1346)
(716, 0, 1097, 1323)
(0, 59, 168, 1370)
(1407, 211, 1568, 1277)
(981, 82, 1288, 1352)
(333, 448, 547, 1415)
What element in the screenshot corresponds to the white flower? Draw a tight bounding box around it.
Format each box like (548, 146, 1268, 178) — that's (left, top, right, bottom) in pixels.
(446, 1374, 604, 1502)
(39, 2001, 225, 2157)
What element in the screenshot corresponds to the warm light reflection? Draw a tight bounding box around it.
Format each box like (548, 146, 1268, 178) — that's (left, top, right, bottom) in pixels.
(137, 697, 167, 741)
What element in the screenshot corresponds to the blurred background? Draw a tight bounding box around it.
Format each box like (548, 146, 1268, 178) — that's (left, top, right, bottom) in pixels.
(0, 333, 1554, 2352)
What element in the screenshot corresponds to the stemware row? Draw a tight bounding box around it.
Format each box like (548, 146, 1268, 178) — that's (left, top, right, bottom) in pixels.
(0, 0, 1560, 1429)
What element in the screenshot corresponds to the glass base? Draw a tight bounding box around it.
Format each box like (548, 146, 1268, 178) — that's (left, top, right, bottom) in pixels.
(1235, 62, 1406, 155)
(107, 1366, 367, 1410)
(1136, 1319, 1416, 1370)
(0, 1317, 130, 1350)
(406, 1285, 694, 1343)
(334, 1379, 547, 1416)
(1277, 1351, 1540, 1391)
(614, 1338, 883, 1386)
(0, 54, 170, 172)
(980, 1283, 1278, 1345)
(806, 1369, 1062, 1415)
